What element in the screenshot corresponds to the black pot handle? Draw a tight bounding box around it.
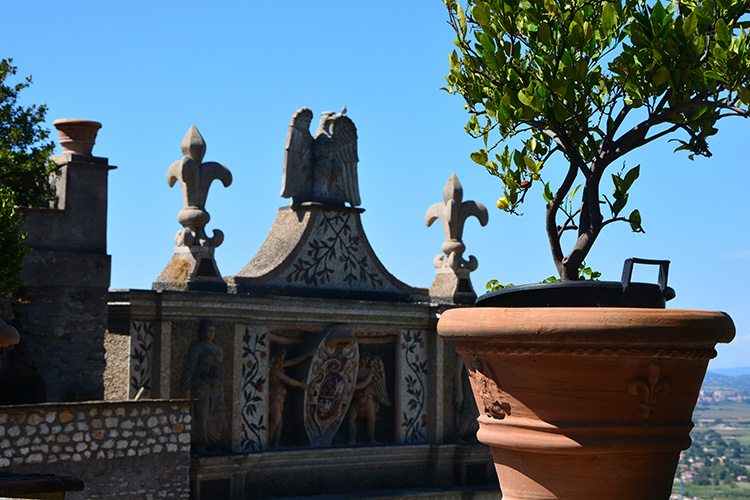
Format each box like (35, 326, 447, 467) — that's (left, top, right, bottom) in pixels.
(621, 258, 670, 295)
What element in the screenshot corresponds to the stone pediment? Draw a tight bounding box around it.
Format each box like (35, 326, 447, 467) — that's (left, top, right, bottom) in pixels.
(227, 204, 427, 301)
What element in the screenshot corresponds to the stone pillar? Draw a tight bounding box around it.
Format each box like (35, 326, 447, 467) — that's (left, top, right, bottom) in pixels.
(3, 119, 114, 402)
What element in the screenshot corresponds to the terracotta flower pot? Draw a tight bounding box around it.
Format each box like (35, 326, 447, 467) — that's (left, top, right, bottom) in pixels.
(438, 307, 735, 500)
(53, 119, 102, 156)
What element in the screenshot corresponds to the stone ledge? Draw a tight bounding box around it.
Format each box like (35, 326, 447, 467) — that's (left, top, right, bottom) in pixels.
(0, 472, 84, 497)
(20, 251, 111, 289)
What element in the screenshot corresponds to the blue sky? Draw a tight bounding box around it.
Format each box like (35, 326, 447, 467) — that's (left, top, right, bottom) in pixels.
(3, 1, 749, 368)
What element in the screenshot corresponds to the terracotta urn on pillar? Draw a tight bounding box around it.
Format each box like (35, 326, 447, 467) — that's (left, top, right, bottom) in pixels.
(53, 119, 102, 156)
(438, 305, 734, 500)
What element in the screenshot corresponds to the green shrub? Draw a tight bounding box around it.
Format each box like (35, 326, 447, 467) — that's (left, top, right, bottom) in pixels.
(0, 187, 27, 300)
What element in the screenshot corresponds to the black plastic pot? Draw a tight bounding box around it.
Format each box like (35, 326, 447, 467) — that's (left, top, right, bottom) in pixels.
(476, 258, 676, 308)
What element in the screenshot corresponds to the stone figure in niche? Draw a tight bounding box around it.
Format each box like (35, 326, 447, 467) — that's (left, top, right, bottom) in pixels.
(268, 347, 313, 448)
(181, 320, 225, 454)
(347, 353, 391, 444)
(281, 107, 359, 207)
(304, 324, 359, 447)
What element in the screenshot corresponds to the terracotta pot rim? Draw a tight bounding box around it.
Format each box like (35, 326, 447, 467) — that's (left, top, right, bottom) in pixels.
(0, 324, 20, 348)
(438, 307, 735, 347)
(53, 118, 102, 129)
(475, 415, 693, 452)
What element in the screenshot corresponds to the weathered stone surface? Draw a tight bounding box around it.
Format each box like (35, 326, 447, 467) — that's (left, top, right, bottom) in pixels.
(282, 107, 360, 207)
(6, 151, 114, 403)
(228, 205, 427, 301)
(0, 400, 190, 500)
(103, 332, 129, 400)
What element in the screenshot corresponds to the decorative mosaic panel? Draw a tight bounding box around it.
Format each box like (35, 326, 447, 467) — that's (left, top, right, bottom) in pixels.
(130, 321, 155, 398)
(398, 329, 428, 444)
(240, 325, 269, 452)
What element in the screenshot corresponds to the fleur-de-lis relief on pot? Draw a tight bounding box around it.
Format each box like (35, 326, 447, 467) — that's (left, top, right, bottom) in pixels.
(426, 173, 488, 271)
(468, 353, 510, 420)
(167, 125, 232, 248)
(627, 360, 671, 420)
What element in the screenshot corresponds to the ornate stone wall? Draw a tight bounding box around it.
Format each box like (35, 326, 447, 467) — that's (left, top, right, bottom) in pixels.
(108, 290, 493, 498)
(0, 400, 190, 499)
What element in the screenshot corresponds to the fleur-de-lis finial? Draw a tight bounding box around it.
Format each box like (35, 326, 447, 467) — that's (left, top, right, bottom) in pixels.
(425, 173, 488, 304)
(426, 173, 488, 271)
(154, 126, 232, 292)
(167, 125, 232, 248)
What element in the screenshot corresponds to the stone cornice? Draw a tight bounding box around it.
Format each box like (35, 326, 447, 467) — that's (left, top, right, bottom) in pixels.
(108, 289, 441, 329)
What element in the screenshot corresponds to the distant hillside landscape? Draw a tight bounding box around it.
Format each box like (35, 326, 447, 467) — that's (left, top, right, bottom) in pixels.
(703, 372, 750, 394)
(709, 367, 750, 377)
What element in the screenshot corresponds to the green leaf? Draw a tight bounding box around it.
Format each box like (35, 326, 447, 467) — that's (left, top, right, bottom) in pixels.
(517, 89, 530, 107)
(602, 2, 616, 31)
(449, 50, 460, 70)
(651, 1, 667, 31)
(703, 69, 727, 83)
(622, 165, 640, 192)
(561, 50, 574, 68)
(715, 19, 731, 49)
(738, 87, 750, 105)
(653, 67, 670, 86)
(612, 195, 627, 216)
(457, 1, 467, 37)
(472, 4, 490, 26)
(523, 156, 536, 171)
(683, 12, 698, 38)
(629, 209, 643, 232)
(470, 150, 488, 165)
(543, 182, 554, 203)
(583, 21, 594, 42)
(570, 183, 582, 199)
(538, 22, 552, 43)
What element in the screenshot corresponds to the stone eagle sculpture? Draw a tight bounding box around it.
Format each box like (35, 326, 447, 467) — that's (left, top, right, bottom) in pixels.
(281, 107, 360, 207)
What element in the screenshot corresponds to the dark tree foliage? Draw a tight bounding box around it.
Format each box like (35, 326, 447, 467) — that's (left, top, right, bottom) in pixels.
(0, 188, 27, 299)
(0, 58, 54, 303)
(0, 58, 55, 207)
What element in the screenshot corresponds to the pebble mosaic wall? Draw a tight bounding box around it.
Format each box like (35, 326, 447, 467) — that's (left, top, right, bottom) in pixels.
(0, 400, 190, 499)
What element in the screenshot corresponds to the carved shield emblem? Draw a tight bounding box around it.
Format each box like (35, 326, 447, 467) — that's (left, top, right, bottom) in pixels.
(303, 325, 359, 446)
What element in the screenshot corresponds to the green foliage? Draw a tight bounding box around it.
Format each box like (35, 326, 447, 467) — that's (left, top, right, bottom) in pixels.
(445, 0, 750, 280)
(0, 188, 28, 299)
(0, 58, 55, 207)
(0, 58, 54, 305)
(486, 279, 515, 291)
(487, 261, 600, 290)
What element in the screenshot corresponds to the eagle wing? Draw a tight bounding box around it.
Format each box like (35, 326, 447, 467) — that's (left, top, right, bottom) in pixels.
(281, 107, 314, 201)
(370, 356, 391, 406)
(330, 114, 359, 206)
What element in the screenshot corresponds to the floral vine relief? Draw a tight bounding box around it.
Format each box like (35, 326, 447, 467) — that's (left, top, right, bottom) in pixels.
(286, 211, 383, 288)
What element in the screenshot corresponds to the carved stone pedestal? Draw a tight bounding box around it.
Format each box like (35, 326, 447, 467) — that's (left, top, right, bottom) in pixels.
(438, 307, 735, 500)
(153, 245, 227, 292)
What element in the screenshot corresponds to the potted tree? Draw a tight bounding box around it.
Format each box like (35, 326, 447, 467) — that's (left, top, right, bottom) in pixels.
(438, 0, 745, 498)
